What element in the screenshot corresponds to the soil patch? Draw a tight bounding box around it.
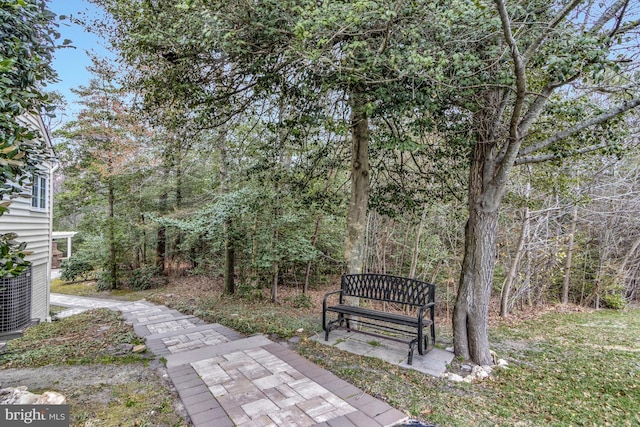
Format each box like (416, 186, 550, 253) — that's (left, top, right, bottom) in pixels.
(0, 362, 189, 426)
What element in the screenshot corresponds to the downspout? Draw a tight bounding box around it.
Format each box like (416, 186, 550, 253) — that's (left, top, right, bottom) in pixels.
(46, 161, 59, 322)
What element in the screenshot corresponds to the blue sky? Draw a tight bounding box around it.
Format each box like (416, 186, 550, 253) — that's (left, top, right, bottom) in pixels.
(47, 0, 110, 122)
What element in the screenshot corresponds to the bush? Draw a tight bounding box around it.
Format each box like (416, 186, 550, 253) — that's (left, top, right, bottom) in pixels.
(96, 270, 115, 291)
(285, 293, 313, 309)
(60, 257, 94, 282)
(127, 266, 166, 290)
(236, 283, 265, 302)
(600, 293, 626, 310)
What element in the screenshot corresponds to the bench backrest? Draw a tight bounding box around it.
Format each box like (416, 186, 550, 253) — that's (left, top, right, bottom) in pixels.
(341, 274, 435, 307)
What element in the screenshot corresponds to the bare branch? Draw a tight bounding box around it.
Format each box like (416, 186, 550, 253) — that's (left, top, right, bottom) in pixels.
(590, 0, 628, 33)
(522, 0, 583, 62)
(518, 97, 640, 158)
(515, 141, 609, 165)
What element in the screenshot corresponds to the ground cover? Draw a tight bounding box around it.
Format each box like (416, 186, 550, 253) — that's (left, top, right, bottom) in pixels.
(48, 276, 640, 426)
(0, 308, 188, 426)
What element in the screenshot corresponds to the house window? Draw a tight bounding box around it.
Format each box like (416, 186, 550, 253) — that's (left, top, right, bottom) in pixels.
(31, 175, 47, 210)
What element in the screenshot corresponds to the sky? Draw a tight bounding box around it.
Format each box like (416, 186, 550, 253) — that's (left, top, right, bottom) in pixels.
(47, 0, 110, 123)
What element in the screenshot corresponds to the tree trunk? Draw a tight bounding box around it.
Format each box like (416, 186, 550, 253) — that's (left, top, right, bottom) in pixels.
(561, 205, 578, 304)
(409, 206, 428, 279)
(156, 219, 166, 272)
(156, 151, 171, 272)
(344, 90, 370, 275)
(223, 220, 235, 294)
(218, 131, 235, 295)
(500, 175, 531, 317)
(304, 214, 322, 293)
(108, 180, 118, 290)
(453, 140, 498, 366)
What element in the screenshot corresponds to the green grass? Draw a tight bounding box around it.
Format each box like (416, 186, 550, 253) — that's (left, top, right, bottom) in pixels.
(50, 279, 99, 296)
(0, 309, 147, 368)
(298, 308, 640, 426)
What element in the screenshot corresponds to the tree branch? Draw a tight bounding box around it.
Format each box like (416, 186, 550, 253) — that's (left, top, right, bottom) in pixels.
(518, 97, 640, 158)
(515, 141, 609, 165)
(491, 0, 527, 194)
(590, 0, 628, 33)
(522, 0, 583, 62)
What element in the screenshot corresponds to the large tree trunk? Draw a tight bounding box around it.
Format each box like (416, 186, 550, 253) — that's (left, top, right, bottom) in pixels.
(453, 140, 498, 366)
(344, 91, 370, 275)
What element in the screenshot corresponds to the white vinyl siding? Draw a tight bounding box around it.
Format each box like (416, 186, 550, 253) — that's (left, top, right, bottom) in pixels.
(0, 191, 52, 266)
(0, 113, 55, 322)
(31, 263, 48, 321)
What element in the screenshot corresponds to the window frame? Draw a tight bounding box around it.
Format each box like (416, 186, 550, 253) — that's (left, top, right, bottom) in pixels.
(30, 174, 47, 211)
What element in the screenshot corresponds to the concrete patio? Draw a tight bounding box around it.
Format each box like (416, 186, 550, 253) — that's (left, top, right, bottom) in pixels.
(310, 329, 454, 378)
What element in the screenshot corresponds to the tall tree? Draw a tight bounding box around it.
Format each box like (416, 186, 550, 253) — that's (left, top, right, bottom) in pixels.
(57, 63, 145, 289)
(443, 0, 640, 364)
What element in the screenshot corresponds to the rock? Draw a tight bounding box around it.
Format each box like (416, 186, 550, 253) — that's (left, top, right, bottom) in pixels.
(108, 343, 134, 355)
(16, 391, 40, 405)
(36, 391, 66, 405)
(0, 387, 66, 405)
(296, 328, 304, 333)
(472, 365, 489, 380)
(132, 344, 147, 354)
(288, 336, 300, 344)
(448, 373, 464, 382)
(461, 364, 472, 372)
(445, 346, 454, 353)
(497, 358, 509, 367)
(481, 365, 494, 375)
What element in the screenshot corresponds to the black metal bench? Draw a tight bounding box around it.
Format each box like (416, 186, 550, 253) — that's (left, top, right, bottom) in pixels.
(322, 273, 436, 365)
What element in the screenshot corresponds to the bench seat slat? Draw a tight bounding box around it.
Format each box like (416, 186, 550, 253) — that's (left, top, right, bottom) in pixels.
(326, 304, 430, 327)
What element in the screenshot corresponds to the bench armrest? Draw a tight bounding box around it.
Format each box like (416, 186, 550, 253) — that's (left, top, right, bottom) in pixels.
(417, 302, 435, 323)
(322, 290, 343, 311)
(322, 289, 343, 332)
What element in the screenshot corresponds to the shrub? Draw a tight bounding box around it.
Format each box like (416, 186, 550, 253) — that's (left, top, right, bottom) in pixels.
(600, 293, 626, 310)
(96, 270, 115, 291)
(60, 257, 94, 282)
(127, 266, 166, 291)
(236, 283, 265, 302)
(285, 293, 313, 309)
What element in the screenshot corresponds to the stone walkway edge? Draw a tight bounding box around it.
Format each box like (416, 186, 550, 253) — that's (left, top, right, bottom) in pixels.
(50, 293, 409, 427)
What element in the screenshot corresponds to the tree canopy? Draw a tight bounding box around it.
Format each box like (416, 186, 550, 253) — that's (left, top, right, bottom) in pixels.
(57, 0, 640, 366)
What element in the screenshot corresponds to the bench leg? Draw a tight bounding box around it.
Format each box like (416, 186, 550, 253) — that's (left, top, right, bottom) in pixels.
(407, 341, 416, 365)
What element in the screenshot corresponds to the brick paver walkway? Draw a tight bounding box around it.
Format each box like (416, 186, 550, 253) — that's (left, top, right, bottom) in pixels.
(50, 293, 409, 427)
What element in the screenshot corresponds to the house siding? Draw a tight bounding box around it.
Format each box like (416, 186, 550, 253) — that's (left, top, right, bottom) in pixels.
(0, 113, 54, 323)
(30, 263, 48, 320)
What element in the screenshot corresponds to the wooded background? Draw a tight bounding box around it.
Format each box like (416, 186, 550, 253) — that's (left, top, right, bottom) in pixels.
(46, 0, 639, 364)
